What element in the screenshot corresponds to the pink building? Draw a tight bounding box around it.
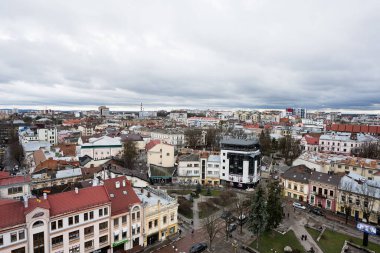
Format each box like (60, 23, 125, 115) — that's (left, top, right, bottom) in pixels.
(308, 172, 343, 212)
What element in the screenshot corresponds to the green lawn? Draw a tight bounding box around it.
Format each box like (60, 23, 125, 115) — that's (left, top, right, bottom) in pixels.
(250, 230, 304, 253)
(198, 202, 219, 219)
(200, 189, 221, 196)
(306, 227, 380, 253)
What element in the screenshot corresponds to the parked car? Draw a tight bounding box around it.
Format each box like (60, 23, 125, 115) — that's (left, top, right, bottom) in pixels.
(221, 211, 232, 220)
(292, 202, 306, 210)
(309, 207, 324, 216)
(227, 223, 237, 233)
(189, 242, 207, 253)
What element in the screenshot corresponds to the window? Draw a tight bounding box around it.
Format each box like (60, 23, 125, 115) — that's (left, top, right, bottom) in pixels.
(288, 183, 291, 189)
(99, 221, 108, 230)
(51, 221, 57, 230)
(33, 220, 44, 228)
(166, 153, 170, 156)
(69, 217, 73, 225)
(69, 230, 79, 241)
(149, 221, 152, 229)
(300, 185, 304, 192)
(84, 240, 93, 249)
(99, 208, 103, 217)
(356, 199, 360, 206)
(329, 190, 334, 197)
(11, 232, 17, 242)
(11, 247, 25, 253)
(69, 246, 80, 253)
(104, 207, 108, 216)
(293, 185, 298, 191)
(122, 230, 127, 238)
(313, 186, 316, 192)
(114, 233, 119, 242)
(84, 226, 94, 236)
(324, 189, 328, 195)
(163, 216, 167, 224)
(326, 200, 331, 209)
(99, 235, 108, 244)
(287, 192, 291, 197)
(171, 213, 175, 221)
(58, 219, 63, 229)
(0, 235, 3, 246)
(122, 216, 127, 224)
(114, 218, 119, 227)
(353, 167, 357, 171)
(137, 211, 140, 219)
(74, 215, 79, 224)
(89, 211, 94, 219)
(84, 213, 88, 221)
(8, 186, 23, 195)
(348, 196, 353, 203)
(52, 235, 63, 247)
(18, 230, 25, 240)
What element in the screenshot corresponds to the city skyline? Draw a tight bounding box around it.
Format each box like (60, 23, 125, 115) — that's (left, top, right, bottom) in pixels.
(1, 1, 380, 111)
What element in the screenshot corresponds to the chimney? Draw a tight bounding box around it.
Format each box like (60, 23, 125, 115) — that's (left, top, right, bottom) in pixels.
(23, 195, 28, 208)
(115, 181, 120, 189)
(122, 180, 126, 187)
(75, 187, 79, 194)
(43, 193, 47, 200)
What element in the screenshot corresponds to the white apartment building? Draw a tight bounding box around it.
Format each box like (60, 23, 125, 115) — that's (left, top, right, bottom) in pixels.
(80, 136, 123, 160)
(219, 139, 261, 188)
(319, 132, 379, 155)
(77, 125, 95, 137)
(176, 153, 221, 185)
(37, 128, 58, 145)
(149, 129, 185, 149)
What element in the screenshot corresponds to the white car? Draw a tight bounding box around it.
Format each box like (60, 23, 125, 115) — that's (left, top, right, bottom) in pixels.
(292, 202, 306, 210)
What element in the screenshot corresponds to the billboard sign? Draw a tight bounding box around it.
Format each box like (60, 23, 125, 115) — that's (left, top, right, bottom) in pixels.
(356, 222, 377, 235)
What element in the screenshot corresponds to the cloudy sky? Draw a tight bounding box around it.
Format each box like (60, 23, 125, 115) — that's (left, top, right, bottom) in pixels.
(0, 0, 379, 111)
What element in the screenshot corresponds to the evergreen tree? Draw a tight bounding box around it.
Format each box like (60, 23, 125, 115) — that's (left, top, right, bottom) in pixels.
(248, 184, 268, 249)
(123, 140, 138, 169)
(266, 181, 283, 230)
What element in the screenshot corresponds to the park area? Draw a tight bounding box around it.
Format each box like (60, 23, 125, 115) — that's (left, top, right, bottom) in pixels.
(250, 230, 304, 253)
(306, 227, 380, 253)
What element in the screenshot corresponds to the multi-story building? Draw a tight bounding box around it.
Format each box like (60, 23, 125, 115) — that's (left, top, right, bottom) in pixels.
(300, 134, 320, 152)
(80, 136, 122, 160)
(187, 117, 220, 127)
(99, 106, 110, 117)
(0, 186, 112, 253)
(329, 157, 380, 180)
(103, 177, 143, 252)
(149, 129, 185, 149)
(281, 165, 312, 202)
(337, 172, 380, 224)
(176, 152, 221, 185)
(37, 128, 58, 145)
(308, 172, 342, 211)
(146, 141, 175, 168)
(77, 125, 95, 137)
(135, 187, 178, 246)
(319, 132, 378, 155)
(0, 173, 31, 200)
(219, 138, 261, 188)
(169, 112, 187, 124)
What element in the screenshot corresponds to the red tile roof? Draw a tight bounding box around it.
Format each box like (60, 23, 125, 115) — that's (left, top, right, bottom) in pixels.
(47, 186, 110, 216)
(0, 175, 31, 186)
(0, 200, 25, 229)
(33, 149, 46, 166)
(304, 135, 320, 145)
(34, 159, 80, 173)
(0, 171, 10, 179)
(57, 144, 77, 156)
(328, 124, 380, 135)
(146, 140, 161, 151)
(103, 177, 141, 216)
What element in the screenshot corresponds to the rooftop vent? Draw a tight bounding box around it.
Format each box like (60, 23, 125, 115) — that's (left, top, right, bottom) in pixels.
(75, 187, 79, 194)
(123, 190, 128, 195)
(115, 181, 120, 189)
(110, 193, 115, 198)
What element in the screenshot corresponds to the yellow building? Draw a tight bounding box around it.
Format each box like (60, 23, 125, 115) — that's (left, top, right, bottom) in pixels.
(135, 187, 178, 246)
(281, 165, 312, 203)
(337, 172, 380, 224)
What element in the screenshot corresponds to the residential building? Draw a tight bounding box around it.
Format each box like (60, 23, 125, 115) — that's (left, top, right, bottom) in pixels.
(300, 134, 320, 152)
(337, 173, 380, 224)
(281, 165, 312, 202)
(37, 128, 58, 145)
(135, 187, 178, 246)
(219, 138, 261, 188)
(149, 129, 185, 149)
(146, 141, 175, 168)
(103, 177, 143, 252)
(329, 157, 380, 180)
(319, 132, 378, 155)
(0, 172, 31, 200)
(308, 172, 342, 211)
(78, 125, 95, 137)
(80, 136, 122, 160)
(0, 186, 112, 253)
(187, 117, 220, 127)
(176, 154, 200, 184)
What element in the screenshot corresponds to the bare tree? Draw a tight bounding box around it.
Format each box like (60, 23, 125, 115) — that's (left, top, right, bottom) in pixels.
(122, 140, 138, 169)
(202, 211, 220, 251)
(185, 128, 202, 148)
(233, 195, 249, 234)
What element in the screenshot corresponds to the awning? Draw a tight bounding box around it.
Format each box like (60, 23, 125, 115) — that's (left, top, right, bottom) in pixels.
(114, 230, 119, 236)
(122, 227, 128, 233)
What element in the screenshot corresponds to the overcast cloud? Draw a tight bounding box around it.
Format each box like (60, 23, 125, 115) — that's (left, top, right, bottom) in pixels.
(0, 0, 379, 111)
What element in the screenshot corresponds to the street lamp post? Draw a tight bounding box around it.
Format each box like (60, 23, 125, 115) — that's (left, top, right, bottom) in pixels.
(232, 240, 238, 253)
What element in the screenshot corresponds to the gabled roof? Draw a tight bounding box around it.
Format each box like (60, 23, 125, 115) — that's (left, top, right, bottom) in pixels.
(146, 140, 161, 151)
(48, 186, 110, 216)
(304, 135, 320, 145)
(309, 172, 342, 186)
(281, 165, 312, 184)
(103, 177, 141, 216)
(0, 175, 31, 186)
(0, 200, 25, 229)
